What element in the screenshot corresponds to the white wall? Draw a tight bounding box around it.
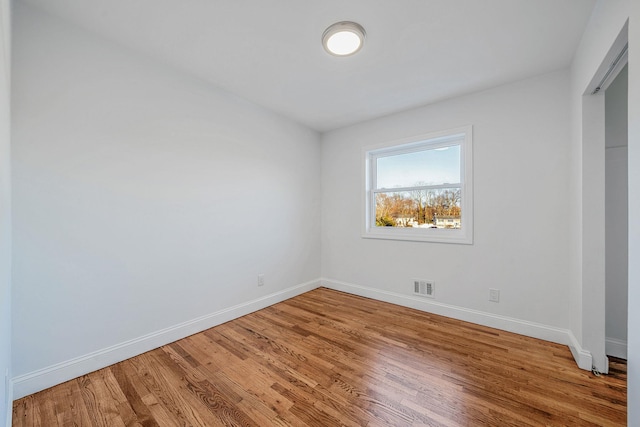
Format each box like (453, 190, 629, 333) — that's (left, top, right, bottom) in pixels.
(569, 0, 629, 372)
(0, 0, 11, 423)
(11, 3, 321, 397)
(605, 65, 628, 358)
(321, 71, 574, 339)
(627, 0, 640, 423)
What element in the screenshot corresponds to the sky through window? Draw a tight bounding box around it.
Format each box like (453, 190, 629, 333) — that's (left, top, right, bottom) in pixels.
(376, 145, 460, 189)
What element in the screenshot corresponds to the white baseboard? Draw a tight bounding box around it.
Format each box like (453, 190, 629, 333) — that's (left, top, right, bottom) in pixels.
(606, 337, 627, 360)
(568, 331, 594, 371)
(12, 279, 321, 400)
(321, 278, 592, 370)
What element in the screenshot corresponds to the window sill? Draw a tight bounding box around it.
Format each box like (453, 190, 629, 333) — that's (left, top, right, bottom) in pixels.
(362, 227, 473, 244)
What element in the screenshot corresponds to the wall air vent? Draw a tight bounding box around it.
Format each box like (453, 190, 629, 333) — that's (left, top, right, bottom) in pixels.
(413, 280, 435, 298)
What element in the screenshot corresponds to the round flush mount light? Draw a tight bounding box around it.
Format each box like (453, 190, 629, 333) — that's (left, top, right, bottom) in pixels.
(322, 21, 366, 57)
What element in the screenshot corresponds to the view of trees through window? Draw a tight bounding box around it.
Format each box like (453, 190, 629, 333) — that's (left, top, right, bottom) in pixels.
(375, 187, 461, 228)
(373, 142, 462, 229)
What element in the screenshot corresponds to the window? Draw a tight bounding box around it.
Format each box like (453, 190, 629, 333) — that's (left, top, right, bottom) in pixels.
(363, 126, 473, 244)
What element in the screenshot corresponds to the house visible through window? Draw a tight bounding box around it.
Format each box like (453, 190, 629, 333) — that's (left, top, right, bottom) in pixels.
(363, 126, 473, 244)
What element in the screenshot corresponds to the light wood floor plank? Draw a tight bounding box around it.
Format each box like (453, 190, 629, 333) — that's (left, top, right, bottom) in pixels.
(12, 288, 627, 426)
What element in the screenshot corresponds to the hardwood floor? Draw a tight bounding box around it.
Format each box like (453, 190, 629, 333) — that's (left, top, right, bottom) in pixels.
(13, 288, 626, 426)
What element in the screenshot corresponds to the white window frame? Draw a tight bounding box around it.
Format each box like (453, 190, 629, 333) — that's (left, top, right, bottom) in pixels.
(363, 126, 473, 244)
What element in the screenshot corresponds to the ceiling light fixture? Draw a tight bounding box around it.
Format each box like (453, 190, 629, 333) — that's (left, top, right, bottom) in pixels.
(322, 21, 366, 57)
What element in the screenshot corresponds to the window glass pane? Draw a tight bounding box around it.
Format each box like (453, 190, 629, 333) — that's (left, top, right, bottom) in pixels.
(376, 145, 460, 189)
(375, 188, 461, 228)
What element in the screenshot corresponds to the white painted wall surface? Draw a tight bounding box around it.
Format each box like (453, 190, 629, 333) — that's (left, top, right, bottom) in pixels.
(627, 0, 639, 423)
(605, 65, 628, 358)
(11, 2, 321, 394)
(321, 71, 572, 331)
(569, 0, 629, 372)
(0, 0, 11, 423)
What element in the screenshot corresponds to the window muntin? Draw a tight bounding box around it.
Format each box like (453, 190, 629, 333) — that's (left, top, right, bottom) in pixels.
(364, 127, 473, 244)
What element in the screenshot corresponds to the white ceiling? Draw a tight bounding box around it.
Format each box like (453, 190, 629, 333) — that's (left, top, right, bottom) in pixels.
(20, 0, 596, 132)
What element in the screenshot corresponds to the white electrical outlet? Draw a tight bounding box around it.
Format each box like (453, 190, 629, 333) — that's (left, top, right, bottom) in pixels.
(258, 274, 265, 287)
(489, 288, 500, 302)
